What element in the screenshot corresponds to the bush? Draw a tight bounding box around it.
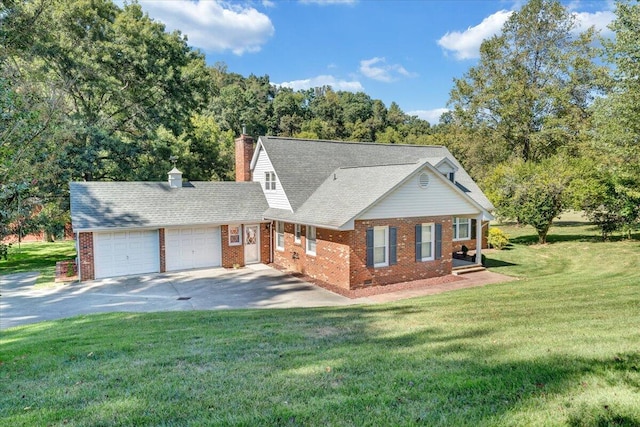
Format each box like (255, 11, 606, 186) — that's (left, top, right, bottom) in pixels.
(488, 227, 509, 250)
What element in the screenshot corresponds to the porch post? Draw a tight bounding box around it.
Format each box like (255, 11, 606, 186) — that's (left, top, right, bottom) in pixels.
(475, 213, 483, 266)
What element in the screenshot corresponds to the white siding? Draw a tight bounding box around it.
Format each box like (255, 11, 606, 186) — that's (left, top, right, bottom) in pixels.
(252, 147, 292, 211)
(358, 168, 479, 220)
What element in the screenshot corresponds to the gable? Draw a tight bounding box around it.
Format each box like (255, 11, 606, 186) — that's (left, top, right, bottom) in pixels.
(357, 167, 480, 220)
(251, 144, 292, 211)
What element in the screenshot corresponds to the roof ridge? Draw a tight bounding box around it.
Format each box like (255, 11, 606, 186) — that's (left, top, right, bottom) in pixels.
(262, 135, 446, 149)
(338, 161, 420, 170)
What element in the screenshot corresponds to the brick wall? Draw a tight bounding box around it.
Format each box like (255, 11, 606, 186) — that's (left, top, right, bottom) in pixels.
(159, 228, 166, 272)
(221, 225, 244, 268)
(78, 232, 95, 280)
(260, 223, 271, 264)
(350, 216, 453, 289)
(273, 223, 352, 289)
(235, 134, 255, 182)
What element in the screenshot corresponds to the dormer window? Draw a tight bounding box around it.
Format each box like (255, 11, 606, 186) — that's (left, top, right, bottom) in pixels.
(265, 171, 276, 191)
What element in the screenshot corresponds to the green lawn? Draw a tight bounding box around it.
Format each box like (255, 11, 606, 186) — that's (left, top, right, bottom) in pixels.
(0, 241, 76, 286)
(1, 223, 639, 426)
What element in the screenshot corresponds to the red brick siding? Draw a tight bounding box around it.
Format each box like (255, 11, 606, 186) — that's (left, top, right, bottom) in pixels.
(78, 232, 95, 280)
(273, 223, 352, 289)
(350, 216, 453, 289)
(221, 225, 244, 268)
(260, 223, 270, 264)
(235, 134, 255, 182)
(159, 228, 166, 272)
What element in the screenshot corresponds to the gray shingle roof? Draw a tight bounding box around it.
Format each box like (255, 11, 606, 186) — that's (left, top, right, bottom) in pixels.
(264, 161, 426, 229)
(70, 181, 268, 231)
(258, 136, 494, 212)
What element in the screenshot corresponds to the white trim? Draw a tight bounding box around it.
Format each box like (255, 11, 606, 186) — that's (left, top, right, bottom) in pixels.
(373, 226, 389, 268)
(228, 224, 242, 246)
(306, 225, 316, 256)
(294, 224, 301, 244)
(275, 221, 285, 251)
(420, 222, 435, 261)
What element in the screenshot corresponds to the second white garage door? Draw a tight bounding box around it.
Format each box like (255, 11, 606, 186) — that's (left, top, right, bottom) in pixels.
(165, 227, 221, 271)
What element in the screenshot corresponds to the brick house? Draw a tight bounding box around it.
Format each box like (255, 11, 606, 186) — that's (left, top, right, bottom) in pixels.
(70, 135, 493, 289)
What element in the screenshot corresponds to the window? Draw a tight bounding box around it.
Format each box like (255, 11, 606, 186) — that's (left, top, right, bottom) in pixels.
(306, 226, 316, 255)
(276, 221, 284, 250)
(453, 217, 470, 240)
(373, 226, 388, 267)
(419, 223, 434, 261)
(265, 172, 276, 191)
(228, 225, 241, 246)
(294, 224, 301, 244)
(448, 172, 455, 182)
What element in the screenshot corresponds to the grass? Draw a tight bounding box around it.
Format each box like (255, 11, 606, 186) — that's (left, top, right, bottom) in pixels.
(1, 222, 640, 426)
(0, 241, 76, 286)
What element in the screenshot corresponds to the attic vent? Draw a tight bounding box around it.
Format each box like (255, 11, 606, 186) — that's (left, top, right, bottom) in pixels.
(418, 172, 430, 189)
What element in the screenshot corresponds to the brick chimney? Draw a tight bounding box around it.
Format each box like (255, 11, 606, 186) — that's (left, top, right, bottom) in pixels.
(235, 133, 255, 182)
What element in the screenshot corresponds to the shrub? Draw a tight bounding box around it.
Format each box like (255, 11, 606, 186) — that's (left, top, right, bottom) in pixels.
(488, 227, 509, 250)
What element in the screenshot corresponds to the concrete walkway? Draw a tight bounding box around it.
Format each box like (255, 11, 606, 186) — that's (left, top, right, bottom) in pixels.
(0, 265, 516, 330)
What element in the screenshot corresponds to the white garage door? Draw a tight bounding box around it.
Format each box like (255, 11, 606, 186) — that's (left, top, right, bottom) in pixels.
(165, 227, 221, 271)
(94, 230, 159, 279)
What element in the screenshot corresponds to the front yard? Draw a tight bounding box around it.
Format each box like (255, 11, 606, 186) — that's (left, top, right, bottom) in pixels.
(1, 221, 639, 426)
(1, 240, 76, 286)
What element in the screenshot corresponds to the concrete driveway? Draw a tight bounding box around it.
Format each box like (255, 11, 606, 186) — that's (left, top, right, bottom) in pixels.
(0, 264, 360, 330)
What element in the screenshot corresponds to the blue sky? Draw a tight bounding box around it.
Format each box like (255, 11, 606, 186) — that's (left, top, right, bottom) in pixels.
(127, 0, 615, 124)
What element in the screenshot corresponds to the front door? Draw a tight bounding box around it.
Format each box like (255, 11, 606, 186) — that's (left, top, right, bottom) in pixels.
(244, 225, 260, 264)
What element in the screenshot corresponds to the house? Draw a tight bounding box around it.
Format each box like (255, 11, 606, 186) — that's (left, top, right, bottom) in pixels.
(70, 135, 494, 289)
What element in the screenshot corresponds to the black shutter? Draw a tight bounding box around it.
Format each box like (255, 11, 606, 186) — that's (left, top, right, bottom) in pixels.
(435, 223, 442, 259)
(415, 224, 422, 261)
(471, 219, 477, 239)
(389, 227, 397, 265)
(366, 228, 374, 267)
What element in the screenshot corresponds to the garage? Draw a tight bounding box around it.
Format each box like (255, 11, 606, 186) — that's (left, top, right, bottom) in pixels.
(165, 227, 221, 271)
(94, 230, 160, 279)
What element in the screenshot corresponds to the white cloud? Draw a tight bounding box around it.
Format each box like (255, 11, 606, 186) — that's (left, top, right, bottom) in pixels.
(407, 108, 450, 125)
(437, 10, 513, 60)
(136, 1, 274, 55)
(359, 57, 417, 82)
(276, 75, 364, 92)
(262, 0, 276, 8)
(573, 10, 615, 37)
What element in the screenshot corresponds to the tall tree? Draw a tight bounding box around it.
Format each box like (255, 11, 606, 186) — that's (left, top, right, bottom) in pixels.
(587, 0, 640, 237)
(448, 0, 607, 169)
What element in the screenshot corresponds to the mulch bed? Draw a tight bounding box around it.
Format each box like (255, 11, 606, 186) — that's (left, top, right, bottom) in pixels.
(272, 265, 465, 299)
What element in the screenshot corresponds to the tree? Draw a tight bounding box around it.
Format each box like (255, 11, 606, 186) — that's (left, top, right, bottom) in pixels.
(587, 1, 640, 237)
(486, 157, 573, 244)
(448, 0, 607, 168)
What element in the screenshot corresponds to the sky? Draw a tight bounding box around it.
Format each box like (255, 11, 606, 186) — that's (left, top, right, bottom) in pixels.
(123, 0, 616, 125)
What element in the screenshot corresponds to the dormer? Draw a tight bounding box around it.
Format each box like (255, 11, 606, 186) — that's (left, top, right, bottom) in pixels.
(434, 158, 458, 183)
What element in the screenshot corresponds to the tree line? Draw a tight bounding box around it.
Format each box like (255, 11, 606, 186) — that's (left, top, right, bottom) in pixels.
(1, 0, 639, 246)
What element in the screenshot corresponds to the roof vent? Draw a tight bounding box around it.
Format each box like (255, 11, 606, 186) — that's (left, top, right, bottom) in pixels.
(418, 172, 430, 189)
(168, 167, 183, 188)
